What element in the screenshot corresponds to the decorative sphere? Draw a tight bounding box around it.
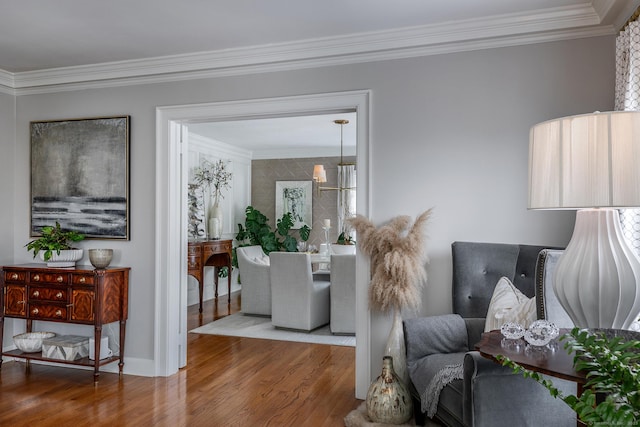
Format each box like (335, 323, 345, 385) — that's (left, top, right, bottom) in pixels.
(89, 249, 113, 269)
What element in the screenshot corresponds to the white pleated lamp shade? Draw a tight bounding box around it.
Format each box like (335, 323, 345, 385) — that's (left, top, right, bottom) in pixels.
(528, 111, 640, 329)
(529, 111, 640, 209)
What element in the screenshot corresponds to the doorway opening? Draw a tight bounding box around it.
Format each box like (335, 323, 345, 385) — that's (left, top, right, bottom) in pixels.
(155, 90, 372, 398)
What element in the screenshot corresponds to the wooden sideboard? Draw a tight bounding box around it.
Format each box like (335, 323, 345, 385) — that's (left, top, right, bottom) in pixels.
(0, 264, 130, 383)
(188, 239, 233, 311)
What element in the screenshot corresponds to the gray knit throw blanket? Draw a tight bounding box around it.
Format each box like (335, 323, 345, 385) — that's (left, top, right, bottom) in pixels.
(422, 363, 464, 417)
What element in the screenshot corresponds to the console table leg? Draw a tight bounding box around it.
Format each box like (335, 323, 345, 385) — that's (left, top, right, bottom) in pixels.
(227, 265, 231, 304)
(214, 267, 219, 299)
(0, 316, 3, 370)
(198, 277, 204, 313)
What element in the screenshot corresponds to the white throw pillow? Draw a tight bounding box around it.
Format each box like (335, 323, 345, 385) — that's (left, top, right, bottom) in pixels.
(484, 276, 537, 332)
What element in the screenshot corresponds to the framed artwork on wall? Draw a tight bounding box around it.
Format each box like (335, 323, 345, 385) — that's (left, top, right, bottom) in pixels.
(275, 180, 312, 229)
(30, 116, 130, 239)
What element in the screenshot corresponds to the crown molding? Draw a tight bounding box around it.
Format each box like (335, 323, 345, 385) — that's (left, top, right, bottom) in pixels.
(5, 3, 622, 95)
(188, 133, 253, 162)
(0, 70, 14, 95)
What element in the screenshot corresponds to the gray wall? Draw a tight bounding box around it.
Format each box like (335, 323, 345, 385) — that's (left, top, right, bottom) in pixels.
(10, 35, 615, 376)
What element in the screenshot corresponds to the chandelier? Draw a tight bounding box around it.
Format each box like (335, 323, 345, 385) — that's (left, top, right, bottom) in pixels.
(313, 119, 356, 193)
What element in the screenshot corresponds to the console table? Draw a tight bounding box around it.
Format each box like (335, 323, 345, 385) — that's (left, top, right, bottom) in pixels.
(187, 239, 232, 311)
(0, 264, 130, 383)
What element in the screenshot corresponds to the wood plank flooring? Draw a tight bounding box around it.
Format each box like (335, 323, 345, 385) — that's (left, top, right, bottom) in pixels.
(0, 292, 361, 426)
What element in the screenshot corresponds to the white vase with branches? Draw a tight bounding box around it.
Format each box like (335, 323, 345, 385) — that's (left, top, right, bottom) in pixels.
(193, 159, 232, 240)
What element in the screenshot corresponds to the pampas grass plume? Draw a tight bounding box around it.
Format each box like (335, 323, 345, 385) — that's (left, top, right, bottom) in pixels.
(348, 209, 432, 312)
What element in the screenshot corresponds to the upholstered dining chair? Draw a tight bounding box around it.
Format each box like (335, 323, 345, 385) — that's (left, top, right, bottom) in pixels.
(236, 245, 272, 316)
(269, 252, 330, 331)
(329, 254, 356, 335)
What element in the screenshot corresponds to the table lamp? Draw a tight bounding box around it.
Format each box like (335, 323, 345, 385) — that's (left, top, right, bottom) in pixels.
(529, 111, 640, 329)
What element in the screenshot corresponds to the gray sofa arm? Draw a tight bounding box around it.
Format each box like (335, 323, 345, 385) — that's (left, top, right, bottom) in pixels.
(463, 351, 576, 427)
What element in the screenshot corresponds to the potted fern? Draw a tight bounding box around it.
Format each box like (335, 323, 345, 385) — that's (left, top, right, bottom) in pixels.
(25, 222, 85, 267)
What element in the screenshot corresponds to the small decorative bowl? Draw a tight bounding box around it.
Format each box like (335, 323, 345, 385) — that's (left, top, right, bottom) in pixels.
(524, 320, 559, 346)
(500, 322, 526, 339)
(89, 249, 113, 269)
(13, 331, 56, 353)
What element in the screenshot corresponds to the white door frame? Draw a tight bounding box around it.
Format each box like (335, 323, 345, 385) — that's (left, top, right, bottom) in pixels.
(155, 90, 372, 397)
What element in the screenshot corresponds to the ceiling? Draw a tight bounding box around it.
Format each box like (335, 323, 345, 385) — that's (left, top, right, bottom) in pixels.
(189, 113, 358, 159)
(0, 0, 616, 73)
(3, 0, 638, 154)
(2, 0, 639, 92)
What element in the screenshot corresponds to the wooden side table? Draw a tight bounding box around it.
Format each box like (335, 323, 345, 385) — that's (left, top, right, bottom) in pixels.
(476, 329, 586, 426)
(187, 239, 232, 312)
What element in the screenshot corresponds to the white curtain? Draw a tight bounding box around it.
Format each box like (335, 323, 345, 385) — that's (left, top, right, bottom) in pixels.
(615, 21, 640, 256)
(337, 164, 356, 237)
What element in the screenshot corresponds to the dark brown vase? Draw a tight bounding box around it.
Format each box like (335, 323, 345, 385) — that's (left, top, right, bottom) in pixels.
(365, 356, 413, 424)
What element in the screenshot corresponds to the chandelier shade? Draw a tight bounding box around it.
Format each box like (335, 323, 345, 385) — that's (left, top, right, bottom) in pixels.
(313, 164, 327, 183)
(314, 119, 356, 193)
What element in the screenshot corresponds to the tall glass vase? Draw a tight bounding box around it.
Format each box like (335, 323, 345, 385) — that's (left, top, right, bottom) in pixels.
(385, 308, 409, 387)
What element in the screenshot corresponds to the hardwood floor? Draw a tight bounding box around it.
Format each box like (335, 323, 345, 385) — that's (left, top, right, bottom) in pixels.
(0, 292, 360, 426)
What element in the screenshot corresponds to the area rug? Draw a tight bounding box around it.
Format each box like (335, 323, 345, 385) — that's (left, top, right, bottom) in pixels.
(189, 312, 355, 347)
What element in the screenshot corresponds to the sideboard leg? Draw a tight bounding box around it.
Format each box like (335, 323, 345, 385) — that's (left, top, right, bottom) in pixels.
(118, 319, 126, 376)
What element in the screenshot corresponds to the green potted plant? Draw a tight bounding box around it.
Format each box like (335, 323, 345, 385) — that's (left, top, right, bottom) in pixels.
(25, 222, 85, 267)
(498, 327, 640, 426)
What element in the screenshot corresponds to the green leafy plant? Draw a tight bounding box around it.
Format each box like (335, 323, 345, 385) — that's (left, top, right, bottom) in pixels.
(336, 231, 355, 245)
(498, 327, 640, 427)
(25, 222, 85, 261)
(234, 206, 310, 267)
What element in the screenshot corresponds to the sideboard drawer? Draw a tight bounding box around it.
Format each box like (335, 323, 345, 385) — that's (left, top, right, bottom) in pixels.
(188, 245, 202, 270)
(4, 270, 26, 283)
(28, 303, 67, 321)
(71, 274, 95, 285)
(29, 272, 69, 285)
(29, 286, 68, 302)
(203, 240, 232, 258)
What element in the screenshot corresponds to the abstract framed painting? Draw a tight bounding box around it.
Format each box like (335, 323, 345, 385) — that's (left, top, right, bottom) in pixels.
(30, 116, 130, 239)
(275, 180, 312, 229)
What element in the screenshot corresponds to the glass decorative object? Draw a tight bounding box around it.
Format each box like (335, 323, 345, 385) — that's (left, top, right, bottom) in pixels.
(500, 322, 525, 339)
(524, 320, 559, 346)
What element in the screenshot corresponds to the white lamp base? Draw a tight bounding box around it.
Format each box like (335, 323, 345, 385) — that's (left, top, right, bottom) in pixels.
(554, 208, 640, 329)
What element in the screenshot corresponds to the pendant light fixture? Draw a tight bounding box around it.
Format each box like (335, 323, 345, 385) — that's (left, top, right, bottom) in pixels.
(313, 119, 356, 193)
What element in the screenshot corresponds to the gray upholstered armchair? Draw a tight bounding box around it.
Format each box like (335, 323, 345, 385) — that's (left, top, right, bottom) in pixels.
(403, 242, 576, 427)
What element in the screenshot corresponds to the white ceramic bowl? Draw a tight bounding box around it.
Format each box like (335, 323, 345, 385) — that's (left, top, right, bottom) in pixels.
(89, 249, 113, 269)
(331, 245, 356, 255)
(13, 331, 56, 353)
